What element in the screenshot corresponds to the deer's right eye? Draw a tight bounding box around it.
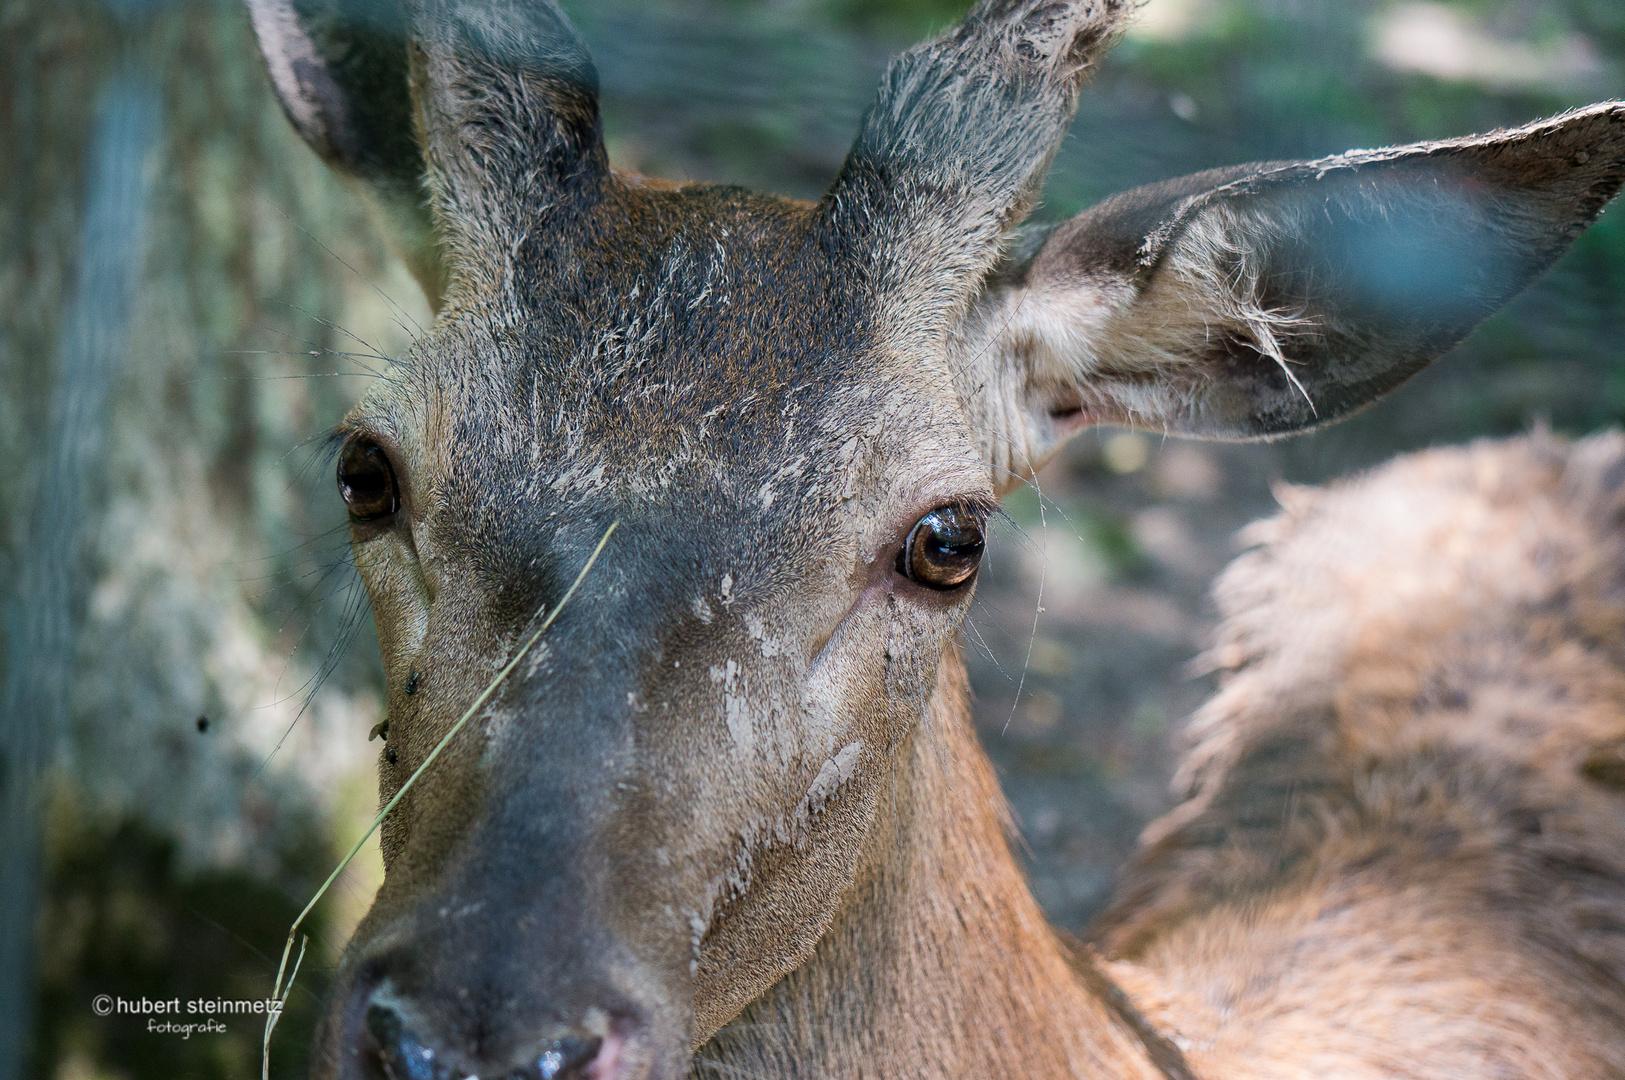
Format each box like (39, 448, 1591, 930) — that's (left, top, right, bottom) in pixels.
(338, 439, 400, 522)
(897, 505, 985, 590)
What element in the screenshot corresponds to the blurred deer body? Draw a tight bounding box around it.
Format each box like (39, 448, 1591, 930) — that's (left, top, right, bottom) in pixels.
(244, 0, 1625, 1077)
(1095, 433, 1625, 1078)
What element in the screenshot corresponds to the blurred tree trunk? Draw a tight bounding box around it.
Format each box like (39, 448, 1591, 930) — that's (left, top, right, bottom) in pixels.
(1, 56, 161, 1080)
(1, 1, 419, 1075)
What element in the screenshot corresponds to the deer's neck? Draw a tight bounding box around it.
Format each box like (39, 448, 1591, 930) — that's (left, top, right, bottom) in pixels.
(698, 650, 1157, 1080)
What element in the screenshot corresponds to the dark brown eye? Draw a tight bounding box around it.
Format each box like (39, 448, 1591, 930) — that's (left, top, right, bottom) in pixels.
(896, 505, 985, 590)
(337, 439, 399, 522)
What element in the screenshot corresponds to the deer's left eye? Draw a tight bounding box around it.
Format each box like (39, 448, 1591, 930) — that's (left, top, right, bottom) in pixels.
(338, 439, 400, 522)
(897, 506, 985, 590)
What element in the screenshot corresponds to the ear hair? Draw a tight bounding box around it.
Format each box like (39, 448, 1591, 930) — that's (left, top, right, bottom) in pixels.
(954, 102, 1625, 492)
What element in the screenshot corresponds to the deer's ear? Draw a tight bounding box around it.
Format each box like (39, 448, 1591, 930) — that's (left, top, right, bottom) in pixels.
(957, 102, 1625, 493)
(246, 0, 446, 308)
(406, 0, 608, 303)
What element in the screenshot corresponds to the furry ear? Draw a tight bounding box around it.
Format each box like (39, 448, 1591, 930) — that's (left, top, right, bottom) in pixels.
(824, 0, 1131, 350)
(246, 0, 446, 307)
(248, 0, 608, 311)
(407, 0, 608, 300)
(955, 102, 1625, 493)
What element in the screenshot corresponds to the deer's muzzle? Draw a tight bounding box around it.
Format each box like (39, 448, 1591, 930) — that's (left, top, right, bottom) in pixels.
(318, 866, 669, 1080)
(311, 576, 734, 1080)
(354, 990, 622, 1080)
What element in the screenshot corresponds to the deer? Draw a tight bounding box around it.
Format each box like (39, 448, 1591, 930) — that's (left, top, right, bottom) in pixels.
(1088, 430, 1625, 1079)
(241, 0, 1625, 1077)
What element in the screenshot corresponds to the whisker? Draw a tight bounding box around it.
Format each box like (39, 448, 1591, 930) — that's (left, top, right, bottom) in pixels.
(194, 362, 388, 381)
(960, 610, 1008, 674)
(240, 556, 348, 603)
(269, 203, 427, 340)
(229, 515, 351, 572)
(248, 318, 354, 356)
(1002, 471, 1048, 737)
(251, 555, 367, 780)
(244, 318, 394, 380)
(260, 297, 391, 363)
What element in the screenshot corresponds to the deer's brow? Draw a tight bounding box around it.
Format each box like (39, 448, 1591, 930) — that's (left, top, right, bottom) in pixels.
(958, 492, 1001, 520)
(330, 410, 406, 447)
(318, 425, 352, 462)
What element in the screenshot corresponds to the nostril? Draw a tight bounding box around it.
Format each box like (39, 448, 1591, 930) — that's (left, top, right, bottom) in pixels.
(352, 987, 622, 1080)
(528, 1035, 603, 1080)
(365, 1002, 442, 1080)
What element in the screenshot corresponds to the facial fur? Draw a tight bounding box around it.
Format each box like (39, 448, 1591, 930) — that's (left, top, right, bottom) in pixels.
(331, 178, 998, 1072)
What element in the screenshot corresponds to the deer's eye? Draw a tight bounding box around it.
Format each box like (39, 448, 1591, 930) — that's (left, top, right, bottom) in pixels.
(897, 506, 985, 590)
(338, 439, 399, 522)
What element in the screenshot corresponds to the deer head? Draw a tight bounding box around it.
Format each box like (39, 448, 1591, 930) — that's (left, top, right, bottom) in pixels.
(247, 1, 1625, 1077)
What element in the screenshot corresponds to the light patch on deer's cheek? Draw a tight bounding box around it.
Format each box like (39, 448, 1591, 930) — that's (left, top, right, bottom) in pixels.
(706, 658, 803, 773)
(799, 740, 865, 813)
(686, 597, 944, 948)
(797, 589, 951, 774)
(684, 733, 872, 1024)
(800, 614, 887, 764)
(700, 738, 867, 905)
(708, 659, 754, 756)
(743, 612, 784, 658)
(683, 595, 951, 1015)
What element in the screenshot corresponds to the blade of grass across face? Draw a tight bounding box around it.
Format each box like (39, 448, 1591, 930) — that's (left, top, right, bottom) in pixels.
(260, 520, 621, 1080)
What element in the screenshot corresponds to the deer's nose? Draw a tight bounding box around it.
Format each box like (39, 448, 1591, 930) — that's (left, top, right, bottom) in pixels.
(360, 999, 615, 1080)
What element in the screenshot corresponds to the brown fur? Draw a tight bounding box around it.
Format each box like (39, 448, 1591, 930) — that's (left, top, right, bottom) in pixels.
(700, 436, 1625, 1080)
(702, 655, 1166, 1080)
(1093, 433, 1625, 1078)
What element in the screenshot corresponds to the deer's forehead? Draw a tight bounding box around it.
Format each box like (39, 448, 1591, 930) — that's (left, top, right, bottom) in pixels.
(405, 338, 970, 507)
(386, 249, 973, 512)
(363, 323, 980, 687)
(363, 185, 984, 570)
